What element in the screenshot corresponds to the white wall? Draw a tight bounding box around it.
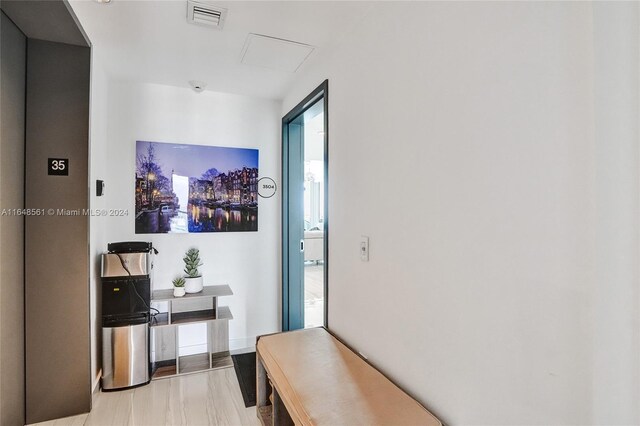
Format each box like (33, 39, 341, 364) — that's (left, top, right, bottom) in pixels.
(591, 3, 640, 422)
(283, 2, 639, 424)
(89, 48, 110, 391)
(97, 80, 280, 356)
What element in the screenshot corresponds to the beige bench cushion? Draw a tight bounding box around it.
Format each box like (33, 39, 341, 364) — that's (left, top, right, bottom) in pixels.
(257, 328, 441, 426)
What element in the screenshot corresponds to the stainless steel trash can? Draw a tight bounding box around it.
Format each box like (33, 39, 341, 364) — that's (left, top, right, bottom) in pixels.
(102, 316, 149, 390)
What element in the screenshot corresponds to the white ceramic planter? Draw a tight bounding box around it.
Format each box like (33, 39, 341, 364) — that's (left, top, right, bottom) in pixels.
(173, 287, 186, 297)
(184, 276, 203, 293)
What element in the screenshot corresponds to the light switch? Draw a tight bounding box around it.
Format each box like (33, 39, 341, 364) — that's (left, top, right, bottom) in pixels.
(360, 236, 369, 261)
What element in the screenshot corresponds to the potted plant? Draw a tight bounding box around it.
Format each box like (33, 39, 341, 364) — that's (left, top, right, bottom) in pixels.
(183, 247, 203, 293)
(172, 277, 186, 297)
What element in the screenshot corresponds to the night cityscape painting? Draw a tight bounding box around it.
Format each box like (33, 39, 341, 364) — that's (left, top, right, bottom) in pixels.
(135, 141, 259, 233)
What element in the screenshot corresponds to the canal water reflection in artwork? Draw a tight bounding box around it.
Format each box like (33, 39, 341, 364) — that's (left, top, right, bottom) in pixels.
(188, 205, 257, 232)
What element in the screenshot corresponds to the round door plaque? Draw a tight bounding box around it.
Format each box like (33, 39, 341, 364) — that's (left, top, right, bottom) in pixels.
(257, 177, 277, 198)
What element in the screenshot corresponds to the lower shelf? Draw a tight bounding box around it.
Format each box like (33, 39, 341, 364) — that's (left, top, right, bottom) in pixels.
(151, 351, 233, 380)
(152, 362, 177, 379)
(211, 351, 234, 369)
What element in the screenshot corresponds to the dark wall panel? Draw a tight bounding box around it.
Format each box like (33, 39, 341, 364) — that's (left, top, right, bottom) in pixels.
(0, 11, 26, 426)
(0, 0, 89, 47)
(25, 39, 90, 424)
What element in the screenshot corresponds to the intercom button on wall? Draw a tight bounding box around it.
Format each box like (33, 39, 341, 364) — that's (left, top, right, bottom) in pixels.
(96, 180, 105, 196)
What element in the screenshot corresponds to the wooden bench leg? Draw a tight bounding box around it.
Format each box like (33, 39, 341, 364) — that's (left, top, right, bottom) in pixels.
(257, 351, 293, 426)
(272, 388, 294, 426)
(256, 352, 274, 425)
(257, 352, 268, 409)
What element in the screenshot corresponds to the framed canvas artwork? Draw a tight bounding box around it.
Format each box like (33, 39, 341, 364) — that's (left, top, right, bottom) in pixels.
(135, 140, 259, 233)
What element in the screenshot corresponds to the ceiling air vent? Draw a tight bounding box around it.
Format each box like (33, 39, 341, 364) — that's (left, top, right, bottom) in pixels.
(187, 1, 227, 29)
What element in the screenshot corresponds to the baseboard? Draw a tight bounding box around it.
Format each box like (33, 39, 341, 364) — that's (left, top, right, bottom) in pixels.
(230, 336, 256, 351)
(230, 346, 256, 356)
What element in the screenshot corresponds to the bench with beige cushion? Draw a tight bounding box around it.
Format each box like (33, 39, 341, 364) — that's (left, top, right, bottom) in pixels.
(256, 327, 442, 426)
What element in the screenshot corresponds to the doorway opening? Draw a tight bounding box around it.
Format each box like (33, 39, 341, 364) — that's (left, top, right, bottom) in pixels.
(282, 81, 328, 331)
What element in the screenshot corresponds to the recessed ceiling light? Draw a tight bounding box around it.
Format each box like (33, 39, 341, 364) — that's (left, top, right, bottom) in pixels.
(95, 0, 112, 4)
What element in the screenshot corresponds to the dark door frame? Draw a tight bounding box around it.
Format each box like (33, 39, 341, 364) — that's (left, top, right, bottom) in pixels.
(282, 80, 329, 331)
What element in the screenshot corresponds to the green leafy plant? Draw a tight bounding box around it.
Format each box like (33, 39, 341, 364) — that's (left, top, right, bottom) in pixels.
(172, 277, 185, 288)
(183, 248, 203, 278)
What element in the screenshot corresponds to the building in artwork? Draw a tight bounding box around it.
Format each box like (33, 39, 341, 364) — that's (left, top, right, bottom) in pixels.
(189, 179, 214, 203)
(135, 176, 147, 209)
(211, 167, 258, 205)
(213, 173, 230, 202)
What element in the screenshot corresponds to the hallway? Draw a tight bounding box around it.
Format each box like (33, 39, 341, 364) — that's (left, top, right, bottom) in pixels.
(33, 368, 256, 426)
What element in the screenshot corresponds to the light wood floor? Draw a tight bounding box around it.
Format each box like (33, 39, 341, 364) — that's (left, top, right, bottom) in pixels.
(31, 268, 325, 425)
(31, 367, 258, 426)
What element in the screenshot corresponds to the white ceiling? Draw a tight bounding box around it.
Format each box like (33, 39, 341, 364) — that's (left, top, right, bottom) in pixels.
(70, 0, 371, 100)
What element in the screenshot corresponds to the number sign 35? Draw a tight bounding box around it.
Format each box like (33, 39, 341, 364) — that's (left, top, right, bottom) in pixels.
(48, 158, 69, 176)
